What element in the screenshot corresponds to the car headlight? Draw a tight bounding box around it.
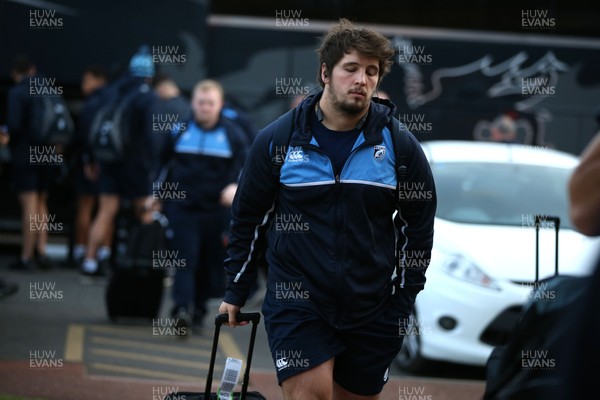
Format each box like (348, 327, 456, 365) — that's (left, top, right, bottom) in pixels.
(442, 255, 500, 290)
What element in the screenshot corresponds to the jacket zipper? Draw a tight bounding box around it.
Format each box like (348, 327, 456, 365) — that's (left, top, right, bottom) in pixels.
(335, 140, 379, 325)
(301, 142, 343, 326)
(302, 139, 380, 326)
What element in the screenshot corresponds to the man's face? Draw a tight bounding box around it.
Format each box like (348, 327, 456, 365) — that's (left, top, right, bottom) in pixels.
(192, 87, 223, 127)
(490, 116, 517, 142)
(324, 50, 380, 116)
(11, 66, 36, 84)
(81, 72, 105, 97)
(155, 81, 176, 101)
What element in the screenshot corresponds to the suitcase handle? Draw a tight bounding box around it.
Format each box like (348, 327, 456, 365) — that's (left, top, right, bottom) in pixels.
(205, 312, 261, 399)
(216, 312, 261, 325)
(535, 215, 560, 282)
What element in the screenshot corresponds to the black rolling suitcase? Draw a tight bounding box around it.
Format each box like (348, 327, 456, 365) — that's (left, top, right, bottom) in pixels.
(105, 201, 168, 321)
(483, 215, 589, 399)
(166, 312, 266, 400)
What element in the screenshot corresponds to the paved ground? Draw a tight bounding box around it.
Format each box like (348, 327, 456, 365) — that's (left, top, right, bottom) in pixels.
(0, 247, 486, 400)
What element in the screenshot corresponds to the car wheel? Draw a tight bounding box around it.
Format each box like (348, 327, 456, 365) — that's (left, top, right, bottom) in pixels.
(395, 312, 429, 373)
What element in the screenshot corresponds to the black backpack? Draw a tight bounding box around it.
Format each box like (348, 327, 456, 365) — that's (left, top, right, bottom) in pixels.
(30, 90, 75, 146)
(483, 216, 589, 400)
(89, 86, 143, 162)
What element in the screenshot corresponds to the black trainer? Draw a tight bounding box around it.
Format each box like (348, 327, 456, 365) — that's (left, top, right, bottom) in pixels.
(9, 258, 37, 272)
(0, 278, 19, 299)
(36, 254, 55, 270)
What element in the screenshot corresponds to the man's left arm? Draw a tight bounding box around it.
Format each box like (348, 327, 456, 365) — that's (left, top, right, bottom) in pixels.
(6, 87, 26, 142)
(229, 122, 250, 181)
(394, 133, 437, 313)
(142, 94, 161, 179)
(221, 122, 249, 207)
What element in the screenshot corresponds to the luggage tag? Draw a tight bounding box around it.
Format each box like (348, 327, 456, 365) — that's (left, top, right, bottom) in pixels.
(218, 357, 243, 400)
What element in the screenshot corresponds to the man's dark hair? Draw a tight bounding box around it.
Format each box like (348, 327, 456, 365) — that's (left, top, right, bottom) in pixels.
(152, 72, 174, 88)
(316, 18, 395, 88)
(83, 64, 108, 80)
(11, 54, 35, 75)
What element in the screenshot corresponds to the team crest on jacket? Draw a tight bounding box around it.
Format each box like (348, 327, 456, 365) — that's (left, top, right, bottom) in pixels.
(374, 145, 386, 161)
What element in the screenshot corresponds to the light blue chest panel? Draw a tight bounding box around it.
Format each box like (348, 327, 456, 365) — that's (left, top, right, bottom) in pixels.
(173, 122, 232, 158)
(279, 126, 397, 189)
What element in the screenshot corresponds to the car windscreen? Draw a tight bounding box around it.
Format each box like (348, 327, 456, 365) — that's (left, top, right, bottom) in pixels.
(431, 162, 573, 229)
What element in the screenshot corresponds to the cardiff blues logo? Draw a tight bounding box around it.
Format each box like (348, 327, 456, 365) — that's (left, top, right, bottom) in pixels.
(374, 145, 386, 161)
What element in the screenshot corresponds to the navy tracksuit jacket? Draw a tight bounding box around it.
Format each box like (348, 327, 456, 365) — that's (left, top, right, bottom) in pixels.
(224, 91, 436, 329)
(165, 118, 248, 210)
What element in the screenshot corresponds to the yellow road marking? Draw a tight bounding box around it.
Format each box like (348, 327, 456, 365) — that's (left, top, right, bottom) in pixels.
(81, 324, 244, 384)
(87, 324, 211, 346)
(90, 336, 212, 357)
(90, 347, 222, 371)
(90, 362, 202, 382)
(64, 324, 84, 362)
(219, 332, 245, 362)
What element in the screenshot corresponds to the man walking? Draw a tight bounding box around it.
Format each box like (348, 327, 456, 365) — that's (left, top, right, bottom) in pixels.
(6, 55, 59, 271)
(81, 46, 159, 276)
(163, 79, 248, 329)
(72, 65, 109, 267)
(220, 19, 436, 399)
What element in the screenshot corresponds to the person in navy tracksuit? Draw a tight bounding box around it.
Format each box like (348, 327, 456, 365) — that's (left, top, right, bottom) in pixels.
(162, 79, 248, 329)
(220, 19, 436, 399)
(72, 65, 109, 266)
(5, 55, 58, 271)
(81, 46, 159, 276)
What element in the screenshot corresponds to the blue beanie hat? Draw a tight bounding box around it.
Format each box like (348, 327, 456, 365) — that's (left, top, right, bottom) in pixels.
(129, 45, 155, 78)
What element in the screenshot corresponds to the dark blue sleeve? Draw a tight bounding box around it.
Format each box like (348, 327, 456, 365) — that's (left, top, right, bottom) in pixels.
(223, 126, 278, 307)
(393, 131, 437, 314)
(226, 121, 250, 185)
(78, 100, 93, 143)
(6, 85, 28, 143)
(137, 92, 160, 178)
(233, 110, 258, 143)
(76, 95, 101, 161)
(149, 96, 162, 176)
(222, 106, 257, 143)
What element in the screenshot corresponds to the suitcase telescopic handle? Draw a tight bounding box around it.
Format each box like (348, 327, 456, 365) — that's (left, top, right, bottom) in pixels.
(535, 215, 560, 282)
(205, 312, 261, 399)
(216, 312, 261, 325)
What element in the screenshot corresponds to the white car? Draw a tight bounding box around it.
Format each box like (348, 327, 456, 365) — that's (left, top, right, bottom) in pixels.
(395, 140, 600, 373)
